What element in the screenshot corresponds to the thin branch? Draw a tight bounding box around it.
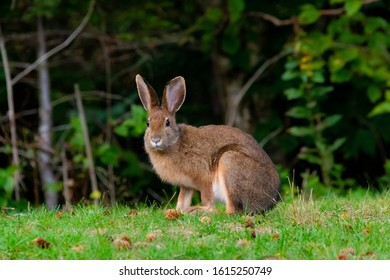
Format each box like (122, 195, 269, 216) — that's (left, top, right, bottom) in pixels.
(259, 126, 283, 148)
(248, 12, 296, 26)
(249, 0, 381, 28)
(11, 0, 95, 85)
(74, 84, 100, 206)
(61, 147, 71, 208)
(226, 49, 292, 126)
(0, 25, 21, 201)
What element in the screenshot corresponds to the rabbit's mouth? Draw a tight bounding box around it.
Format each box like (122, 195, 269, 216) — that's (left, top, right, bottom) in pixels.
(149, 138, 165, 150)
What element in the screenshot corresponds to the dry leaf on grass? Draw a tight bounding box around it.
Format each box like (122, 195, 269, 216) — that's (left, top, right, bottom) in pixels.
(146, 232, 156, 242)
(128, 209, 138, 217)
(72, 245, 84, 252)
(272, 233, 280, 240)
(200, 216, 212, 224)
(243, 216, 254, 228)
(165, 209, 181, 220)
(337, 247, 355, 259)
(112, 235, 131, 250)
(32, 237, 51, 249)
(236, 239, 248, 247)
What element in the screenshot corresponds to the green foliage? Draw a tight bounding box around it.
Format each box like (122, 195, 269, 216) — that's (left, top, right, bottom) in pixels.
(0, 166, 17, 206)
(298, 4, 321, 25)
(283, 54, 346, 187)
(22, 0, 61, 20)
(114, 105, 148, 138)
(282, 0, 390, 188)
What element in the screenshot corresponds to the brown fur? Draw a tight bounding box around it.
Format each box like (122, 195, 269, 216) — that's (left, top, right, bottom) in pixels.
(136, 74, 280, 214)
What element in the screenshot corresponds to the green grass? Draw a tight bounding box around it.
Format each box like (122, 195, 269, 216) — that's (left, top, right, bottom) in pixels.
(0, 190, 389, 260)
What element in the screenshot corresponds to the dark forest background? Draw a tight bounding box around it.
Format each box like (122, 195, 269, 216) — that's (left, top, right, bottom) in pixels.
(1, 0, 390, 209)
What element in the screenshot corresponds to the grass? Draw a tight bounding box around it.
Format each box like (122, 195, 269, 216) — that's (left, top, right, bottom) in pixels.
(0, 190, 389, 260)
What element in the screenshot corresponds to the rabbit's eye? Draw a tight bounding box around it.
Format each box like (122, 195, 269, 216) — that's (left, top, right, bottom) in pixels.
(146, 120, 149, 127)
(165, 119, 170, 127)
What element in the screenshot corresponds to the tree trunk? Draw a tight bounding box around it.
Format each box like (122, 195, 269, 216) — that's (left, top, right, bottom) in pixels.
(0, 26, 21, 201)
(37, 17, 58, 209)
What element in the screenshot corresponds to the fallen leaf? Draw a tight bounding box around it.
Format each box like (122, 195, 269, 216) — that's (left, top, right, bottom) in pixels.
(340, 212, 349, 219)
(32, 237, 51, 249)
(128, 209, 138, 217)
(72, 245, 84, 252)
(200, 216, 211, 224)
(251, 230, 257, 238)
(165, 209, 180, 220)
(243, 216, 254, 228)
(272, 233, 280, 240)
(112, 235, 131, 250)
(236, 239, 248, 247)
(146, 232, 156, 242)
(337, 247, 355, 259)
(362, 251, 377, 259)
(56, 212, 63, 218)
(339, 247, 355, 256)
(362, 227, 372, 234)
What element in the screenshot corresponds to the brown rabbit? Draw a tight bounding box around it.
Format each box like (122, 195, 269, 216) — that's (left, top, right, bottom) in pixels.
(136, 74, 280, 214)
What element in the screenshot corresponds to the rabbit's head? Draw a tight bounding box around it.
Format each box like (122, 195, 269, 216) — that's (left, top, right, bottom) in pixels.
(136, 74, 186, 151)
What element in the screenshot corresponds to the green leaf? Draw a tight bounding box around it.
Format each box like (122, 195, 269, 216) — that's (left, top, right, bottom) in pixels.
(345, 0, 363, 17)
(330, 69, 353, 83)
(285, 59, 299, 70)
(298, 151, 321, 165)
(289, 126, 315, 137)
(221, 26, 240, 54)
(97, 144, 121, 167)
(312, 86, 334, 98)
(311, 70, 325, 83)
(368, 101, 390, 117)
(365, 17, 388, 35)
(329, 48, 359, 72)
(0, 168, 15, 194)
(90, 190, 102, 200)
(298, 4, 321, 25)
(114, 124, 129, 137)
(329, 137, 347, 152)
(286, 106, 309, 119)
(319, 114, 342, 130)
(284, 88, 303, 100)
(299, 33, 332, 56)
(204, 8, 223, 23)
(228, 0, 245, 23)
(367, 86, 382, 103)
(368, 32, 387, 52)
(281, 70, 299, 81)
(114, 105, 147, 137)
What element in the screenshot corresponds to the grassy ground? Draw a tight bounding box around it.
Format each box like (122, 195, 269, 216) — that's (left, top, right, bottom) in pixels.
(0, 190, 389, 260)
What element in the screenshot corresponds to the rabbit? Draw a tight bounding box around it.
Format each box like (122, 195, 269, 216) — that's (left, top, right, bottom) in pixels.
(135, 74, 280, 214)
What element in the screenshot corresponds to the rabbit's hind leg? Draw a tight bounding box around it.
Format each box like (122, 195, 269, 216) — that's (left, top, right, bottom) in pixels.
(213, 161, 237, 214)
(176, 186, 194, 212)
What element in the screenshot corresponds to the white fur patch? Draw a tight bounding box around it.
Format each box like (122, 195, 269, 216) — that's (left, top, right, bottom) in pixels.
(212, 172, 228, 203)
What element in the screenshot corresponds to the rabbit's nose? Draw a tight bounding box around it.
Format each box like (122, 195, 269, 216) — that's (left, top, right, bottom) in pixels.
(151, 137, 162, 147)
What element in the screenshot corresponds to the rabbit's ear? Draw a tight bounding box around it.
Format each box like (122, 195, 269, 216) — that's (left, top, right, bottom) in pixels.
(162, 76, 186, 113)
(136, 74, 160, 111)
